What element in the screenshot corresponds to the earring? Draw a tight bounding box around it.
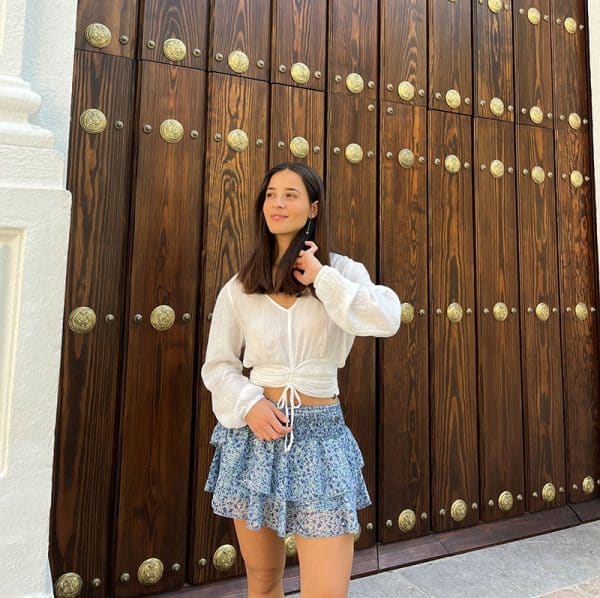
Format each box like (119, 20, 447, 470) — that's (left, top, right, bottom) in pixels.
(305, 218, 312, 235)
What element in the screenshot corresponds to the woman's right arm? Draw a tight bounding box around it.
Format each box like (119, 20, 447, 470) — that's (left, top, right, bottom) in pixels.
(200, 281, 265, 428)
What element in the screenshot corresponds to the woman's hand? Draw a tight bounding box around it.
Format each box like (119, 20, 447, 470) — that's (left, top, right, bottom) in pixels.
(245, 398, 291, 441)
(293, 240, 323, 285)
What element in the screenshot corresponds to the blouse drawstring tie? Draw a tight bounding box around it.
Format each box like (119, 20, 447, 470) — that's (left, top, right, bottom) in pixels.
(277, 383, 302, 452)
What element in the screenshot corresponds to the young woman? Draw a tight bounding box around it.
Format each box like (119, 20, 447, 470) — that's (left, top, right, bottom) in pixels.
(202, 163, 401, 598)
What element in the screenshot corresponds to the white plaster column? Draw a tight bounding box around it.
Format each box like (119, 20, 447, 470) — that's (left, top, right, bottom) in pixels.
(588, 2, 600, 285)
(0, 0, 76, 595)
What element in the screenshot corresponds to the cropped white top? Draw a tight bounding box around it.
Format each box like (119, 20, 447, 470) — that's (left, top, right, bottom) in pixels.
(200, 252, 401, 450)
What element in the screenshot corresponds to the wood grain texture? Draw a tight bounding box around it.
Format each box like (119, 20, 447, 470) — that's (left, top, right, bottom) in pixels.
(550, 0, 590, 128)
(515, 124, 566, 513)
(326, 93, 377, 548)
(380, 0, 427, 106)
(50, 50, 135, 596)
(513, 0, 554, 128)
(209, 0, 271, 80)
(328, 0, 378, 99)
(271, 0, 326, 91)
(473, 0, 515, 121)
(379, 103, 429, 542)
(139, 0, 208, 69)
(428, 0, 472, 115)
(113, 61, 206, 597)
(474, 118, 525, 522)
(269, 84, 325, 174)
(75, 0, 138, 57)
(428, 111, 479, 532)
(190, 73, 269, 585)
(555, 128, 600, 503)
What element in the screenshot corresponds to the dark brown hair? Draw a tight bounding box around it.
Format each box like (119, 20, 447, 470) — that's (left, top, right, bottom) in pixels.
(238, 162, 331, 296)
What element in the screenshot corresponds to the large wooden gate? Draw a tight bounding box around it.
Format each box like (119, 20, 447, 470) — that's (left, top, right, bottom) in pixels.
(50, 1, 600, 596)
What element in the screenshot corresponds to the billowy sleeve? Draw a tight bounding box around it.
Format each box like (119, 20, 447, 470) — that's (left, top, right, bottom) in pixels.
(313, 255, 401, 337)
(200, 280, 264, 428)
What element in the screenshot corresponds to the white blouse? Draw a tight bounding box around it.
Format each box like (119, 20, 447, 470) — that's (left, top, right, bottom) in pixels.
(201, 252, 401, 450)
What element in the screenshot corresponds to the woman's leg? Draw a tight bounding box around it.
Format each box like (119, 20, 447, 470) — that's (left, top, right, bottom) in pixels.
(233, 518, 287, 598)
(294, 533, 354, 598)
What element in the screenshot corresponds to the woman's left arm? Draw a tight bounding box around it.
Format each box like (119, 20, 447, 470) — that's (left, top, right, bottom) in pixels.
(312, 255, 401, 337)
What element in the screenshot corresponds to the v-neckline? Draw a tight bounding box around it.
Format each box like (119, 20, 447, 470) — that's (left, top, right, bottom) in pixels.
(265, 294, 301, 312)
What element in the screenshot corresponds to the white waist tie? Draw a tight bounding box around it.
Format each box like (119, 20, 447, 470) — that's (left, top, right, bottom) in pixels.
(277, 383, 302, 452)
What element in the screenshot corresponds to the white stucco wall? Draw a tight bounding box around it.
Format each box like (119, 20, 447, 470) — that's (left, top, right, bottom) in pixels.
(0, 0, 77, 596)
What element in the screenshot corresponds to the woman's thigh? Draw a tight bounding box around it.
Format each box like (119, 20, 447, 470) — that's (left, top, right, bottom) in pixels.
(295, 533, 354, 598)
(233, 519, 286, 590)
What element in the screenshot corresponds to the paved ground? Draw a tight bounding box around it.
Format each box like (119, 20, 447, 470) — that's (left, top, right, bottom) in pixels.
(288, 521, 600, 597)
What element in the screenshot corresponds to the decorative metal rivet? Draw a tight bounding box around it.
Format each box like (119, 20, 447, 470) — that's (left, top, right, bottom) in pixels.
(484, 308, 490, 315)
(472, 503, 478, 510)
(228, 50, 249, 73)
(398, 81, 416, 101)
(279, 64, 287, 73)
(256, 138, 264, 147)
(435, 92, 442, 100)
(150, 305, 175, 331)
(531, 166, 545, 184)
(446, 89, 461, 108)
(119, 35, 129, 45)
(197, 559, 207, 568)
(171, 563, 181, 572)
(490, 160, 505, 178)
(570, 170, 584, 188)
(385, 519, 393, 527)
(419, 156, 426, 164)
(464, 162, 471, 170)
(313, 146, 320, 154)
(290, 136, 310, 158)
(213, 545, 237, 571)
(436, 308, 443, 315)
(227, 129, 249, 151)
(386, 151, 393, 159)
(481, 164, 487, 171)
(444, 154, 461, 173)
(521, 107, 528, 115)
(421, 512, 428, 520)
(398, 509, 417, 532)
(147, 40, 156, 49)
(527, 307, 533, 314)
(488, 499, 495, 507)
(451, 499, 468, 522)
(335, 74, 342, 83)
(314, 71, 322, 79)
(567, 306, 573, 313)
(480, 99, 487, 106)
(182, 313, 191, 322)
(133, 314, 143, 323)
(435, 158, 441, 166)
(439, 509, 446, 516)
(367, 150, 374, 158)
(193, 48, 201, 57)
(582, 476, 595, 495)
(160, 119, 184, 143)
(114, 121, 124, 130)
(465, 97, 471, 105)
(535, 303, 550, 321)
(54, 573, 83, 598)
(346, 73, 364, 94)
(419, 309, 426, 316)
(368, 104, 375, 111)
(80, 109, 107, 135)
(284, 533, 297, 557)
(257, 59, 265, 68)
(533, 491, 539, 498)
(214, 133, 222, 142)
(575, 303, 589, 320)
(105, 314, 115, 324)
(190, 130, 199, 139)
(120, 573, 130, 583)
(290, 62, 311, 84)
(399, 149, 415, 169)
(138, 558, 164, 585)
(498, 491, 514, 512)
(418, 89, 425, 96)
(387, 83, 394, 91)
(401, 303, 415, 324)
(68, 307, 97, 334)
(366, 522, 374, 530)
(528, 7, 541, 24)
(368, 80, 375, 88)
(345, 143, 364, 164)
(277, 141, 285, 150)
(333, 146, 341, 155)
(387, 106, 394, 115)
(163, 38, 186, 62)
(568, 113, 582, 129)
(517, 494, 523, 501)
(530, 106, 544, 123)
(466, 308, 473, 315)
(542, 483, 556, 502)
(552, 307, 558, 313)
(215, 53, 223, 61)
(511, 307, 517, 314)
(559, 487, 565, 493)
(84, 23, 112, 48)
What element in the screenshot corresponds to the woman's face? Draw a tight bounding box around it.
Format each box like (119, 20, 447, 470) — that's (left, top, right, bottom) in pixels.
(262, 168, 318, 238)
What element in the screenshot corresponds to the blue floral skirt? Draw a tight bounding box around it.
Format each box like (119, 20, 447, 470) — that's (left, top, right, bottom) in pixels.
(204, 401, 371, 538)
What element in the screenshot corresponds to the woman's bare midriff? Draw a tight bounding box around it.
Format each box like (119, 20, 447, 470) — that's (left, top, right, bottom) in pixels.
(262, 386, 339, 406)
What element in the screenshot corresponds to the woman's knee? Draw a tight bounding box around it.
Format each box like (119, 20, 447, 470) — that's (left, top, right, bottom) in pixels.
(244, 564, 284, 595)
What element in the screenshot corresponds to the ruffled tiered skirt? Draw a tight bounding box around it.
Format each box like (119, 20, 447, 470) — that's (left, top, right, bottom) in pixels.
(204, 402, 371, 538)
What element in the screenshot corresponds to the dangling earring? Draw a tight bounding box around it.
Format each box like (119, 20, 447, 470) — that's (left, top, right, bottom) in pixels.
(305, 218, 312, 235)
